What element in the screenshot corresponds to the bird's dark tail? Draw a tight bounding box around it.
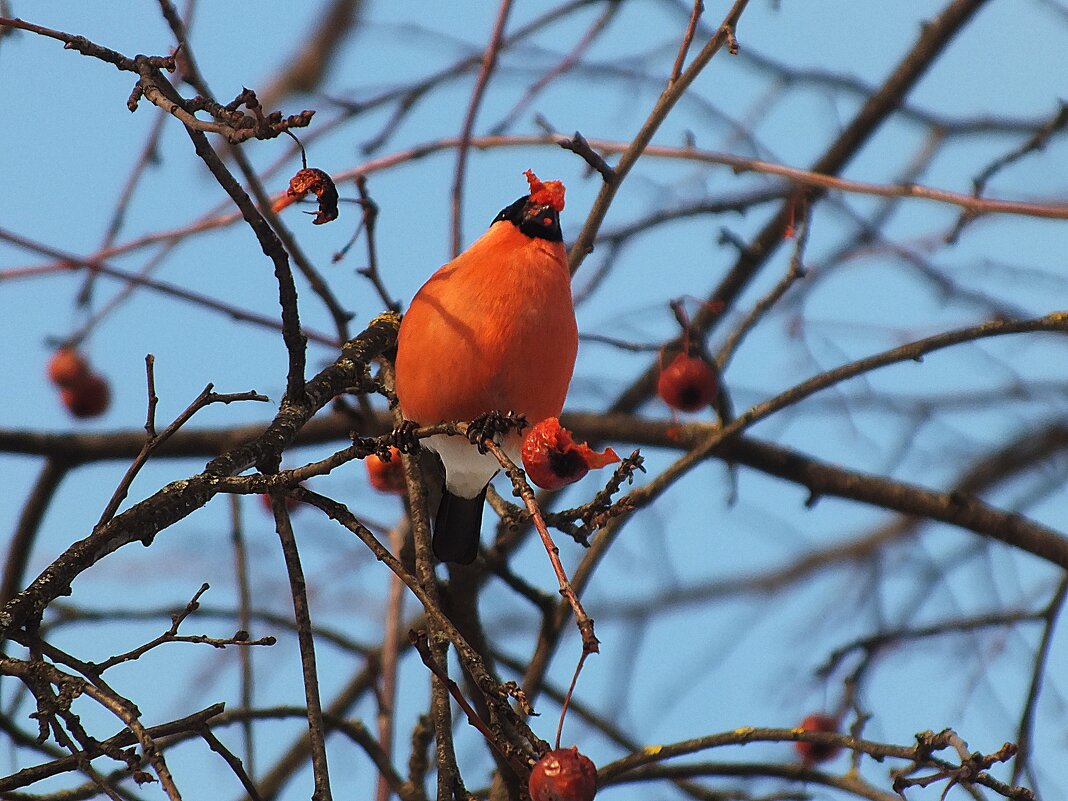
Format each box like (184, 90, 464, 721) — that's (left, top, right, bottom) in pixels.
(433, 487, 486, 564)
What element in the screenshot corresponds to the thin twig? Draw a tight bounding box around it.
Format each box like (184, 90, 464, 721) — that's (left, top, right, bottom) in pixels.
(557, 130, 615, 183)
(1011, 574, 1068, 786)
(143, 355, 159, 438)
(481, 439, 599, 657)
(0, 226, 340, 347)
(621, 314, 1068, 535)
(716, 202, 809, 369)
(77, 109, 168, 309)
(450, 0, 513, 256)
(819, 608, 1048, 678)
(948, 101, 1068, 241)
(608, 0, 998, 416)
(95, 385, 269, 529)
(0, 657, 186, 799)
(181, 129, 308, 405)
(16, 125, 1068, 285)
(231, 144, 354, 345)
(352, 174, 400, 312)
(0, 16, 138, 68)
(197, 725, 265, 801)
(257, 0, 362, 110)
(297, 489, 546, 755)
(87, 584, 274, 672)
(373, 523, 407, 801)
(567, 0, 752, 274)
(669, 0, 705, 85)
(408, 630, 527, 776)
(0, 703, 224, 792)
(160, 0, 352, 352)
(1, 459, 70, 607)
(391, 390, 468, 800)
(0, 313, 400, 652)
(228, 494, 257, 780)
(42, 710, 126, 801)
(599, 724, 1029, 801)
(271, 499, 333, 801)
(354, 1, 592, 154)
(488, 2, 620, 136)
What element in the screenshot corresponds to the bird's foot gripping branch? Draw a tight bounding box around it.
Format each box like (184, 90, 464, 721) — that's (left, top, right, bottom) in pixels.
(467, 410, 530, 452)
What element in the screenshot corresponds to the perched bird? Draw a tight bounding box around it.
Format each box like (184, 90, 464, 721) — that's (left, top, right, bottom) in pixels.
(394, 170, 578, 564)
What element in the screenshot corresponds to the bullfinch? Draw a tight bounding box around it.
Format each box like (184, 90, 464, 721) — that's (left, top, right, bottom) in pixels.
(393, 170, 578, 563)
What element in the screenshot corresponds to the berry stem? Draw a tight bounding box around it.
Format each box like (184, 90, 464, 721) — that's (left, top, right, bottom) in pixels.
(556, 650, 590, 750)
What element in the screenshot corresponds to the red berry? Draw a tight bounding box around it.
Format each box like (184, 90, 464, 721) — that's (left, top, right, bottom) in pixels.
(657, 352, 716, 412)
(259, 492, 300, 514)
(529, 747, 597, 801)
(366, 447, 406, 494)
(60, 373, 110, 418)
(48, 347, 91, 387)
(521, 418, 619, 491)
(794, 713, 842, 765)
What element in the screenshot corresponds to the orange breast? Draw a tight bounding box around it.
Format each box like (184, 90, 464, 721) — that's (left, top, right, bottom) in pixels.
(394, 222, 578, 428)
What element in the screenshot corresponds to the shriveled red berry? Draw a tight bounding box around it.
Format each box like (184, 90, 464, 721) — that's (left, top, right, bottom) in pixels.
(48, 347, 91, 387)
(529, 747, 597, 801)
(657, 352, 716, 412)
(794, 713, 842, 765)
(366, 447, 406, 494)
(274, 167, 339, 224)
(524, 169, 565, 212)
(521, 418, 619, 491)
(60, 373, 110, 418)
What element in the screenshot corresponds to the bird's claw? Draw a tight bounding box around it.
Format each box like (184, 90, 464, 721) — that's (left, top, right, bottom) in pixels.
(390, 420, 421, 454)
(467, 410, 529, 453)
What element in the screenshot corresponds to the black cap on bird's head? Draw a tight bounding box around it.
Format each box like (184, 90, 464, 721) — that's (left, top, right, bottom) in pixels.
(492, 170, 565, 242)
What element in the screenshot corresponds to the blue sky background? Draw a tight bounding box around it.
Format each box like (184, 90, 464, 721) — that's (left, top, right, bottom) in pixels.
(2, 1, 1068, 799)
